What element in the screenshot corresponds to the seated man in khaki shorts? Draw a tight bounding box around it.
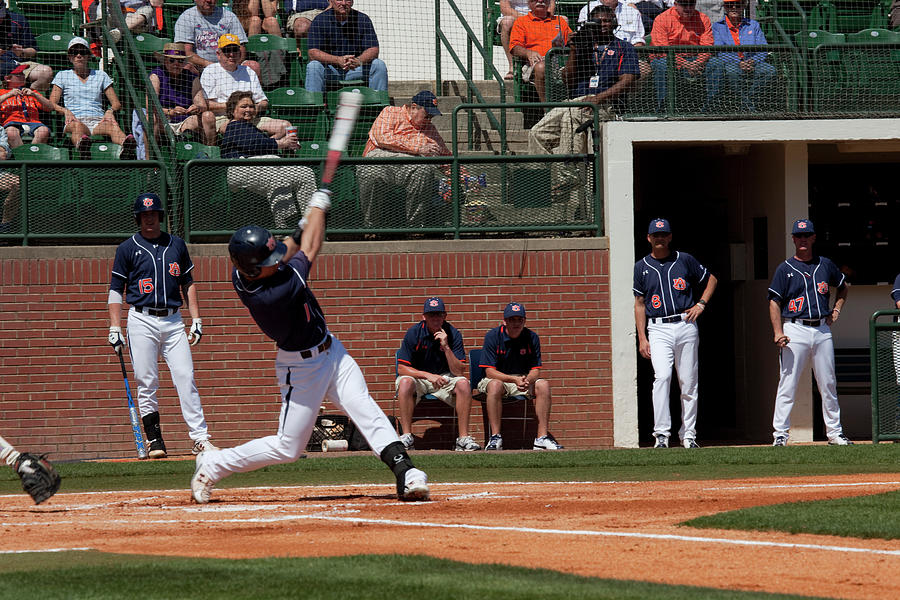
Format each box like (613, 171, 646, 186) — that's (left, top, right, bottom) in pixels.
(285, 0, 330, 39)
(478, 302, 563, 451)
(396, 296, 481, 452)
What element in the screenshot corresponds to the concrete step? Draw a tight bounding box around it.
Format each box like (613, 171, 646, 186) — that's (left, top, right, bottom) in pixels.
(389, 80, 508, 102)
(432, 110, 524, 131)
(440, 80, 503, 97)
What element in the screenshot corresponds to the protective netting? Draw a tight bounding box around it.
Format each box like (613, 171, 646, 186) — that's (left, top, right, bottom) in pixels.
(871, 318, 900, 442)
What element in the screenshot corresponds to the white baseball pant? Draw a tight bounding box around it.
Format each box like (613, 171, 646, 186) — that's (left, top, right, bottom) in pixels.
(126, 308, 209, 441)
(648, 319, 699, 442)
(197, 336, 400, 482)
(773, 321, 844, 440)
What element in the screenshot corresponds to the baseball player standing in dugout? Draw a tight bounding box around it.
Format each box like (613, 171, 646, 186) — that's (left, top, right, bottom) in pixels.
(191, 189, 430, 503)
(634, 218, 717, 449)
(108, 193, 217, 458)
(768, 218, 852, 447)
(396, 297, 481, 452)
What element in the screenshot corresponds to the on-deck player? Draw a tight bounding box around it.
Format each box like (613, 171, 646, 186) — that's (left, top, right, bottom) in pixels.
(768, 218, 852, 446)
(634, 218, 717, 449)
(108, 193, 216, 458)
(190, 189, 430, 503)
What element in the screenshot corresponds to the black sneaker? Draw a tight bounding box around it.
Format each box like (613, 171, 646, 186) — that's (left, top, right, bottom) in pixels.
(148, 438, 167, 459)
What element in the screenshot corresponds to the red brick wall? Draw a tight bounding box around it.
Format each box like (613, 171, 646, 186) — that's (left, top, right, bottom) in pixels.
(0, 239, 611, 460)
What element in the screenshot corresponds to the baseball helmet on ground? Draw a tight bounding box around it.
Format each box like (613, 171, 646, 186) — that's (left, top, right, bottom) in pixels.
(229, 225, 286, 278)
(133, 193, 165, 221)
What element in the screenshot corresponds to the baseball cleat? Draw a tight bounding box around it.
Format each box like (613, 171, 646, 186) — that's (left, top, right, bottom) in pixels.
(485, 434, 503, 451)
(454, 435, 482, 452)
(653, 434, 668, 449)
(192, 439, 218, 455)
(533, 433, 564, 450)
(773, 435, 788, 447)
(190, 452, 216, 504)
(828, 434, 853, 446)
(399, 468, 430, 501)
(682, 438, 700, 449)
(399, 433, 414, 450)
(147, 438, 167, 459)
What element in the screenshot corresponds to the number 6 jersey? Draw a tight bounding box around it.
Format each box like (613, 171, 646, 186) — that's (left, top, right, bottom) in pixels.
(768, 255, 845, 320)
(633, 251, 710, 318)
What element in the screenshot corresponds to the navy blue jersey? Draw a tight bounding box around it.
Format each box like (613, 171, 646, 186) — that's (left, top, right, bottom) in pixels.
(110, 232, 194, 309)
(633, 251, 710, 319)
(891, 273, 900, 304)
(480, 325, 542, 376)
(232, 252, 328, 352)
(768, 256, 846, 320)
(397, 321, 466, 375)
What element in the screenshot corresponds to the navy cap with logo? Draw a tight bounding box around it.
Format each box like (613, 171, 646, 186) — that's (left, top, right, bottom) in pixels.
(648, 218, 671, 234)
(423, 296, 446, 314)
(503, 302, 526, 319)
(411, 90, 441, 116)
(791, 219, 815, 235)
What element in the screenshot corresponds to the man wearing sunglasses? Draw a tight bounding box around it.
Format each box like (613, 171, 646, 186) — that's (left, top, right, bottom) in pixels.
(649, 0, 713, 112)
(767, 219, 853, 447)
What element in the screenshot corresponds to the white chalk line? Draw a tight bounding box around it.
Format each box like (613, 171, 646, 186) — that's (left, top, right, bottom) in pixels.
(0, 547, 92, 554)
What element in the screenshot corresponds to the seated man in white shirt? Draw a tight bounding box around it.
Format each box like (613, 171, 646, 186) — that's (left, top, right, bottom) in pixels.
(199, 34, 290, 140)
(578, 0, 650, 79)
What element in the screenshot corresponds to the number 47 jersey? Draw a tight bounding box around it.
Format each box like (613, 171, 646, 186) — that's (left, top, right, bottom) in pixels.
(768, 255, 845, 320)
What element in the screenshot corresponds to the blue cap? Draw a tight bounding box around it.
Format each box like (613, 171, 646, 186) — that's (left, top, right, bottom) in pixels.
(648, 218, 671, 234)
(423, 297, 446, 313)
(791, 219, 815, 234)
(503, 302, 526, 319)
(411, 90, 441, 116)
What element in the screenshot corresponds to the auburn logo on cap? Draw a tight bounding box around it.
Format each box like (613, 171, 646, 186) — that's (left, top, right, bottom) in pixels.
(797, 221, 807, 229)
(143, 197, 154, 208)
(509, 304, 521, 312)
(428, 299, 440, 307)
(655, 221, 664, 228)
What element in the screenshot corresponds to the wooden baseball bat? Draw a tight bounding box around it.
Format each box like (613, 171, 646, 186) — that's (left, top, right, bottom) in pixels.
(320, 91, 362, 188)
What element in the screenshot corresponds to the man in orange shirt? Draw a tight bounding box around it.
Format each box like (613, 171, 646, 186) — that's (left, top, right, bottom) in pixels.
(358, 90, 451, 228)
(0, 62, 56, 148)
(650, 0, 713, 112)
(509, 0, 571, 102)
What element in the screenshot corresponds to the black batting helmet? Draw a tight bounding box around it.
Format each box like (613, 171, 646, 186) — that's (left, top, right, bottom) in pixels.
(229, 225, 286, 278)
(133, 192, 164, 223)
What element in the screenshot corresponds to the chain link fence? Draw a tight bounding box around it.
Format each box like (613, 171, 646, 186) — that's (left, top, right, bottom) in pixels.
(870, 311, 900, 443)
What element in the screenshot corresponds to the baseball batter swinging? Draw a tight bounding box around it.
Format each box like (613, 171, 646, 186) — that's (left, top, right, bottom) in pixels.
(190, 189, 430, 503)
(634, 218, 717, 449)
(108, 193, 216, 458)
(768, 219, 852, 446)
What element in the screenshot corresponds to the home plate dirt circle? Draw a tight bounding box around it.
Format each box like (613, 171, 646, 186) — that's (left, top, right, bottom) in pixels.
(2, 475, 899, 599)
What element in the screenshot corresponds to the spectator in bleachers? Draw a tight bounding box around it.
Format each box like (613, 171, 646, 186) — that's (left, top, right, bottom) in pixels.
(528, 5, 637, 192)
(0, 125, 20, 235)
(705, 0, 774, 112)
(0, 2, 53, 92)
(232, 0, 280, 36)
(629, 1, 670, 34)
(174, 0, 261, 79)
(200, 34, 290, 141)
(650, 0, 713, 112)
(48, 37, 137, 160)
(305, 0, 387, 93)
(0, 62, 57, 148)
(285, 0, 329, 40)
(221, 90, 316, 228)
(577, 0, 650, 80)
(497, 0, 555, 81)
(149, 42, 214, 144)
(509, 0, 571, 102)
(357, 90, 450, 228)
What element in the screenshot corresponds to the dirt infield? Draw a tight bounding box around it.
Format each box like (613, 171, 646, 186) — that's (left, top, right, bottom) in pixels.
(2, 473, 900, 599)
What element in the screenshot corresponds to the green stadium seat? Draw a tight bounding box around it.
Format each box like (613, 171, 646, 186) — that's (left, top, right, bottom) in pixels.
(132, 32, 172, 60)
(295, 139, 328, 158)
(160, 0, 195, 41)
(35, 31, 76, 72)
(12, 143, 69, 161)
(246, 34, 303, 87)
(265, 87, 329, 142)
(11, 0, 77, 39)
(11, 143, 76, 232)
(845, 29, 900, 110)
(794, 30, 847, 112)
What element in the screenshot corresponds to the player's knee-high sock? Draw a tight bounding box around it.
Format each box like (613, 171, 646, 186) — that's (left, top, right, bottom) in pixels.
(142, 411, 163, 442)
(380, 441, 414, 496)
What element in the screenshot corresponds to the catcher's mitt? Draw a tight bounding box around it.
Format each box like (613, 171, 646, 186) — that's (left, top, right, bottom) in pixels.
(15, 453, 61, 505)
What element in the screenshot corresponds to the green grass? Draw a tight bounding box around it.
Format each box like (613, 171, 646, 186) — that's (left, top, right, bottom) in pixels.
(0, 553, 829, 600)
(683, 489, 900, 540)
(4, 445, 900, 494)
